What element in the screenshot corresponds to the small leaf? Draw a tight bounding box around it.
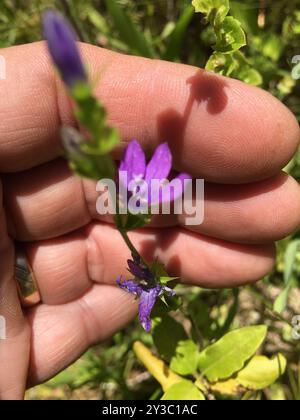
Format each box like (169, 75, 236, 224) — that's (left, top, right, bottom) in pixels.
(262, 34, 283, 62)
(123, 212, 152, 231)
(170, 340, 200, 376)
(238, 68, 263, 86)
(61, 126, 116, 180)
(206, 51, 237, 75)
(161, 380, 205, 400)
(133, 341, 182, 392)
(81, 127, 119, 155)
(192, 0, 230, 25)
(153, 315, 188, 362)
(73, 89, 119, 156)
(198, 325, 267, 382)
(277, 73, 296, 97)
(67, 81, 120, 181)
(159, 276, 179, 285)
(237, 354, 287, 390)
(216, 16, 246, 54)
(150, 260, 168, 278)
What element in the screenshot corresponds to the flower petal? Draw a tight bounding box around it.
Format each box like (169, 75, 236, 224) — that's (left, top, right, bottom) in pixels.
(138, 286, 161, 332)
(172, 172, 193, 202)
(117, 277, 143, 295)
(145, 143, 172, 184)
(43, 10, 86, 87)
(159, 172, 192, 204)
(119, 140, 146, 187)
(148, 172, 192, 206)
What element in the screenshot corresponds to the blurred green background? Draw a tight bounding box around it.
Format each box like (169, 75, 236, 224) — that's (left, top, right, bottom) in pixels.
(1, 0, 300, 400)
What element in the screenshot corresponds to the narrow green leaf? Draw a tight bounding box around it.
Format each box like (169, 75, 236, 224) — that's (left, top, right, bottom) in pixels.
(104, 0, 154, 58)
(273, 285, 292, 314)
(163, 5, 194, 61)
(198, 326, 267, 382)
(284, 240, 300, 285)
(274, 240, 300, 313)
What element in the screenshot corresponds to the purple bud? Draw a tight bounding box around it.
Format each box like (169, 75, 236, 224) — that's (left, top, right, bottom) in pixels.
(43, 10, 87, 87)
(127, 259, 153, 282)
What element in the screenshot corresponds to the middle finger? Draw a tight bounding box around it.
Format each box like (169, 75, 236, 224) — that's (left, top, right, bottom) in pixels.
(4, 158, 300, 244)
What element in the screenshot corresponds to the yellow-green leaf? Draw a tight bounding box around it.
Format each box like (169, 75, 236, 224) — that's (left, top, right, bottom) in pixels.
(238, 68, 263, 86)
(210, 378, 241, 396)
(133, 341, 182, 392)
(205, 51, 237, 75)
(161, 380, 205, 400)
(216, 16, 246, 53)
(209, 353, 286, 396)
(192, 0, 229, 25)
(236, 354, 287, 390)
(170, 340, 200, 376)
(198, 325, 267, 382)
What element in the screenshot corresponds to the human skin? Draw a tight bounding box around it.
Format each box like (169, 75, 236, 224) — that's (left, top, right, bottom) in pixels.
(0, 42, 300, 399)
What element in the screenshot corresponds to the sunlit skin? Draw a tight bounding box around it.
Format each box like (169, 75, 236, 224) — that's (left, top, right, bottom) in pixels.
(0, 42, 300, 399)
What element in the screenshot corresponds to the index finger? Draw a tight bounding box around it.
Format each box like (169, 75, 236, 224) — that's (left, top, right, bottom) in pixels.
(0, 41, 299, 183)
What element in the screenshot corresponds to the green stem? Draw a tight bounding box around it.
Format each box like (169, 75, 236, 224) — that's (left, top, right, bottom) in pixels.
(115, 213, 147, 266)
(119, 227, 140, 259)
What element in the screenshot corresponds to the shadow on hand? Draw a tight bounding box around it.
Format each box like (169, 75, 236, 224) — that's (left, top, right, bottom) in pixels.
(139, 228, 182, 277)
(157, 69, 228, 168)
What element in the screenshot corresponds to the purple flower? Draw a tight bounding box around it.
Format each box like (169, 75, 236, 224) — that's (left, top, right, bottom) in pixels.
(43, 10, 87, 87)
(119, 140, 191, 208)
(127, 258, 153, 283)
(117, 259, 175, 332)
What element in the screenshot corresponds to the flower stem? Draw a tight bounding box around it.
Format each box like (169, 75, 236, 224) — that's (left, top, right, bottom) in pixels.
(114, 213, 146, 263)
(119, 227, 140, 259)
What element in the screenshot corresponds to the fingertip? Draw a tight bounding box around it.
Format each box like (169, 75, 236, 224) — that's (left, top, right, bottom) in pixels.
(178, 232, 276, 288)
(273, 174, 300, 239)
(192, 78, 300, 183)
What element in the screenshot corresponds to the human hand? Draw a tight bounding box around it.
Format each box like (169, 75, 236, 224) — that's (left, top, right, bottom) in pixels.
(0, 42, 299, 399)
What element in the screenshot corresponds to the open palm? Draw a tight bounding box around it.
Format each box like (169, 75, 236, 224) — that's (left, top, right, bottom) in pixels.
(0, 42, 299, 399)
